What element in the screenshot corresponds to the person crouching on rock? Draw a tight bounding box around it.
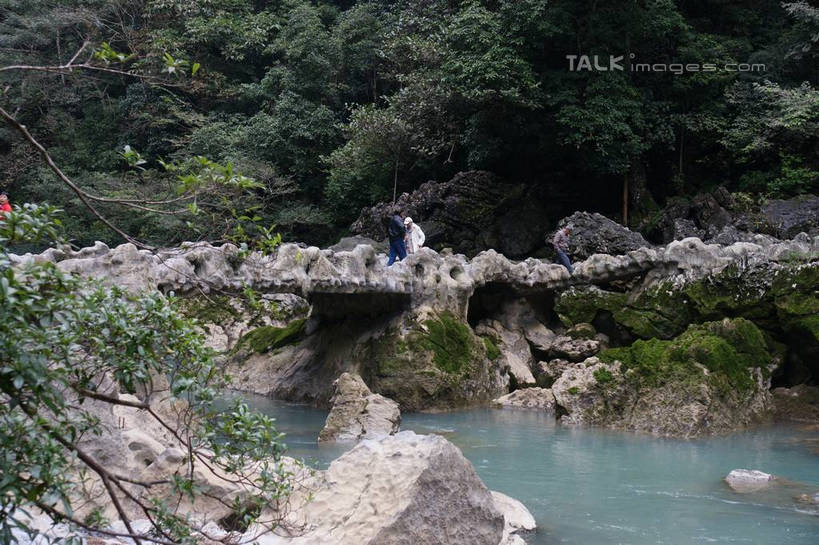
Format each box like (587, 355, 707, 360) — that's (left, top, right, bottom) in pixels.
(553, 223, 574, 274)
(404, 217, 425, 254)
(387, 208, 408, 266)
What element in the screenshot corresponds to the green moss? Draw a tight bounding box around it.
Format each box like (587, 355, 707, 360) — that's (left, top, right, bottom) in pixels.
(568, 386, 580, 395)
(419, 312, 477, 374)
(593, 367, 614, 385)
(600, 318, 773, 396)
(482, 336, 502, 361)
(177, 295, 241, 324)
(238, 319, 306, 354)
(567, 322, 596, 340)
(555, 286, 627, 326)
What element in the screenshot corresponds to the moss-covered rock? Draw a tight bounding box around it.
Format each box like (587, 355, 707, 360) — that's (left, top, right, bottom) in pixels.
(420, 313, 478, 374)
(238, 319, 307, 354)
(554, 286, 627, 326)
(566, 323, 597, 340)
(359, 311, 505, 411)
(552, 318, 781, 437)
(482, 336, 502, 361)
(600, 318, 776, 395)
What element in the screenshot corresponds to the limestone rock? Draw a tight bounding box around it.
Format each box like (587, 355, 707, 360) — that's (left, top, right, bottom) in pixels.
(724, 469, 775, 493)
(351, 171, 551, 258)
(549, 335, 600, 362)
(263, 431, 506, 545)
(534, 359, 573, 387)
(476, 320, 536, 387)
(552, 319, 778, 437)
(492, 388, 555, 410)
(772, 385, 819, 423)
(318, 373, 400, 442)
(491, 491, 536, 545)
(550, 212, 650, 260)
(566, 322, 596, 340)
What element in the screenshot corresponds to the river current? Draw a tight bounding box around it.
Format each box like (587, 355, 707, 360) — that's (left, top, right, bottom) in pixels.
(229, 393, 819, 545)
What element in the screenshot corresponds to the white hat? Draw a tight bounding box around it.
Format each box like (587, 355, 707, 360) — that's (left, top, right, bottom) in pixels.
(404, 217, 413, 224)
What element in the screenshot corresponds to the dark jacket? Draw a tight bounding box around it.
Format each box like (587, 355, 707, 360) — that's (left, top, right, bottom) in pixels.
(387, 214, 405, 241)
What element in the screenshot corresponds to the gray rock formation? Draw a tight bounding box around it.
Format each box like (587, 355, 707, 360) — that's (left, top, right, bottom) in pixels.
(351, 171, 551, 258)
(548, 335, 600, 362)
(534, 359, 573, 388)
(261, 431, 520, 545)
(318, 373, 400, 442)
(762, 195, 819, 239)
(492, 388, 555, 410)
(550, 211, 651, 260)
(772, 385, 819, 423)
(651, 191, 819, 244)
(13, 234, 817, 323)
(551, 318, 779, 438)
(724, 469, 776, 493)
(476, 320, 537, 387)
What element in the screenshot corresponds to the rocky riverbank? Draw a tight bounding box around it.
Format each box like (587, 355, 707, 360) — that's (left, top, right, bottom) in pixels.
(11, 221, 819, 436)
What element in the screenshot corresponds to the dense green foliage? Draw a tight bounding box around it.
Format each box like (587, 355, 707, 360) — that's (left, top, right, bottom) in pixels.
(0, 206, 294, 543)
(1, 0, 817, 246)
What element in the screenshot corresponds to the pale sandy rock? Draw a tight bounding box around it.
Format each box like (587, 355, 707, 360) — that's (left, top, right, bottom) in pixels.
(491, 491, 536, 545)
(259, 431, 506, 545)
(318, 373, 400, 442)
(493, 388, 555, 410)
(724, 469, 775, 493)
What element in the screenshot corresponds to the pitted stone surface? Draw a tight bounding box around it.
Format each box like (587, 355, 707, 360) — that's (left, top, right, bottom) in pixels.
(13, 235, 818, 319)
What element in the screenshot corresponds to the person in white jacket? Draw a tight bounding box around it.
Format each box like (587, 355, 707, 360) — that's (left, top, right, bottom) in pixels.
(403, 217, 425, 254)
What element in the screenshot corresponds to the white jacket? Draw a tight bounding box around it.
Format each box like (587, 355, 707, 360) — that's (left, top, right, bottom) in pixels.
(405, 224, 426, 253)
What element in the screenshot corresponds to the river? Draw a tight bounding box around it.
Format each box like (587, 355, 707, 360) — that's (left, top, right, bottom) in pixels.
(228, 393, 819, 545)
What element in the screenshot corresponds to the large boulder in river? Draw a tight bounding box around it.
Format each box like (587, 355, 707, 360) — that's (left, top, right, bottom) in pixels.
(265, 431, 510, 545)
(351, 171, 550, 258)
(318, 373, 400, 442)
(550, 212, 650, 260)
(552, 319, 780, 437)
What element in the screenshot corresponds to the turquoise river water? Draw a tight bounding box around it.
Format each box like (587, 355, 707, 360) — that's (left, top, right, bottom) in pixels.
(230, 393, 819, 545)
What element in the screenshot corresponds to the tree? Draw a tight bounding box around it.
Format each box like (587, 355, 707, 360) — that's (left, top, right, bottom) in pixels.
(0, 205, 296, 544)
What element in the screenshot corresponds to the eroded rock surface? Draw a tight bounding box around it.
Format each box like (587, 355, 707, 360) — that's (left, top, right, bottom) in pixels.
(262, 431, 511, 545)
(492, 388, 555, 410)
(318, 373, 400, 442)
(552, 319, 779, 437)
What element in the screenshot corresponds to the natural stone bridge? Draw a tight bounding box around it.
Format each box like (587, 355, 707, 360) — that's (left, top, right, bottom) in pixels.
(12, 233, 818, 319)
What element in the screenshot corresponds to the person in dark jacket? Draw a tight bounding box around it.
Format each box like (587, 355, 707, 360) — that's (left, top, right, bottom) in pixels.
(552, 224, 574, 273)
(387, 209, 407, 266)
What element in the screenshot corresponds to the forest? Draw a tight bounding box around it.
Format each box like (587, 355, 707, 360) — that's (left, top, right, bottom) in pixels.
(1, 0, 818, 249)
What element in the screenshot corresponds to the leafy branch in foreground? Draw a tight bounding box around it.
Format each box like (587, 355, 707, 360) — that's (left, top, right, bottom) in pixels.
(0, 206, 298, 544)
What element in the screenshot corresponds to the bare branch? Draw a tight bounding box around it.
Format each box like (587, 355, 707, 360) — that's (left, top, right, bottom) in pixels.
(33, 502, 178, 545)
(67, 39, 90, 66)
